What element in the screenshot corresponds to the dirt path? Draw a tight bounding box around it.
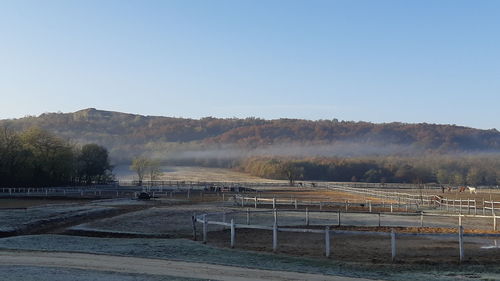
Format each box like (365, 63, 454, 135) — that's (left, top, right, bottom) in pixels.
(0, 250, 378, 281)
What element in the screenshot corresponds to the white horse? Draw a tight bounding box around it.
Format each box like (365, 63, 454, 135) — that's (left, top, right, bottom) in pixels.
(466, 186, 477, 194)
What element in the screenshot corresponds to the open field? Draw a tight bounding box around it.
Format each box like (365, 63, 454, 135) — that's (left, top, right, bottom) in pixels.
(0, 250, 375, 281)
(0, 198, 155, 237)
(0, 204, 114, 235)
(2, 168, 500, 280)
(1, 235, 499, 281)
(0, 198, 94, 209)
(115, 165, 284, 183)
(209, 227, 500, 264)
(68, 202, 229, 237)
(0, 265, 203, 281)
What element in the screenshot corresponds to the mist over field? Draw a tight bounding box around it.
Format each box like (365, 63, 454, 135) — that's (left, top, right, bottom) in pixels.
(2, 108, 498, 162)
(165, 142, 421, 161)
(1, 109, 499, 185)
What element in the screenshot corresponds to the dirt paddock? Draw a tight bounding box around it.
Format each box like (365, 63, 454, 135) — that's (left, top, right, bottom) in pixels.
(208, 227, 500, 264)
(3, 173, 500, 271)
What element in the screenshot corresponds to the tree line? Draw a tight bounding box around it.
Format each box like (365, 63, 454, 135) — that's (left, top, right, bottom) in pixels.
(0, 127, 113, 187)
(238, 155, 500, 186)
(2, 108, 499, 164)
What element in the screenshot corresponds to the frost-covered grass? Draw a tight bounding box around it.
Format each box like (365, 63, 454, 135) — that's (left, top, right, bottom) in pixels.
(87, 198, 150, 207)
(70, 203, 228, 236)
(0, 204, 115, 233)
(68, 203, 494, 238)
(0, 265, 206, 281)
(0, 235, 499, 281)
(0, 197, 164, 233)
(218, 208, 495, 231)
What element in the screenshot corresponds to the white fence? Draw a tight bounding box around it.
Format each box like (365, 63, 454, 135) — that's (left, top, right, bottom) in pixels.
(326, 185, 437, 205)
(485, 200, 500, 213)
(234, 195, 419, 213)
(0, 186, 128, 198)
(193, 209, 500, 262)
(231, 198, 500, 231)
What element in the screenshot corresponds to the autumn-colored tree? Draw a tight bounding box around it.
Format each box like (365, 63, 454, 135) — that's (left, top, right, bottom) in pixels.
(130, 157, 148, 185)
(280, 161, 304, 186)
(147, 159, 162, 182)
(0, 127, 113, 187)
(130, 157, 163, 184)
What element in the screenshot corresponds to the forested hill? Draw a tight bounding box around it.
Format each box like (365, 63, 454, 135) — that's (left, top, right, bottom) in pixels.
(1, 108, 499, 162)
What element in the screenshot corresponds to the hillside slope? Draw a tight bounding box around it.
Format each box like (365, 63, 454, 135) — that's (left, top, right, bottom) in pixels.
(1, 108, 499, 162)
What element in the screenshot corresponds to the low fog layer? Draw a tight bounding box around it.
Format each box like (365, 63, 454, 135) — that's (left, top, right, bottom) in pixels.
(163, 142, 424, 160)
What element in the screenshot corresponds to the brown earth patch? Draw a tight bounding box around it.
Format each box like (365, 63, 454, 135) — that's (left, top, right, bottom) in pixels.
(207, 225, 500, 264)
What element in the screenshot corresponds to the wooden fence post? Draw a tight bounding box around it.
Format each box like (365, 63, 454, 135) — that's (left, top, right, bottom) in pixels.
(345, 200, 348, 212)
(273, 222, 278, 252)
(420, 212, 424, 227)
(203, 214, 208, 244)
(494, 213, 497, 231)
(378, 212, 381, 227)
(254, 197, 258, 208)
(325, 226, 330, 258)
(369, 201, 372, 213)
(391, 228, 396, 262)
(306, 207, 309, 226)
(230, 219, 235, 248)
(390, 203, 393, 213)
(191, 215, 197, 241)
(458, 225, 464, 262)
(294, 199, 298, 209)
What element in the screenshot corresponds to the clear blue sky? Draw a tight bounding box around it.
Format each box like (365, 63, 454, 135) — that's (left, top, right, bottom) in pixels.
(0, 0, 499, 129)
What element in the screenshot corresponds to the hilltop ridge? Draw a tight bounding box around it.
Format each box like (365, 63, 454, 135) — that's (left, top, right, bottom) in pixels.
(1, 108, 499, 162)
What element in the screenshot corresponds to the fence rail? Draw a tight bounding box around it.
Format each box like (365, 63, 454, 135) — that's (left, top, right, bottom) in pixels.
(193, 209, 500, 262)
(0, 186, 132, 198)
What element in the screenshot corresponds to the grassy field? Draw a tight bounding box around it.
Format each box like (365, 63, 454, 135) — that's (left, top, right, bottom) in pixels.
(2, 166, 500, 280)
(2, 235, 500, 281)
(115, 165, 286, 183)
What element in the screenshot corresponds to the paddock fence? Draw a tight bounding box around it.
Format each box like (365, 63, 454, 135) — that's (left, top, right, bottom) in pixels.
(193, 208, 500, 263)
(0, 186, 134, 199)
(233, 192, 499, 217)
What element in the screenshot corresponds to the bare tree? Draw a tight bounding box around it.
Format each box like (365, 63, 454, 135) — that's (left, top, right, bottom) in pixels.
(147, 159, 162, 182)
(280, 161, 304, 186)
(130, 157, 148, 185)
